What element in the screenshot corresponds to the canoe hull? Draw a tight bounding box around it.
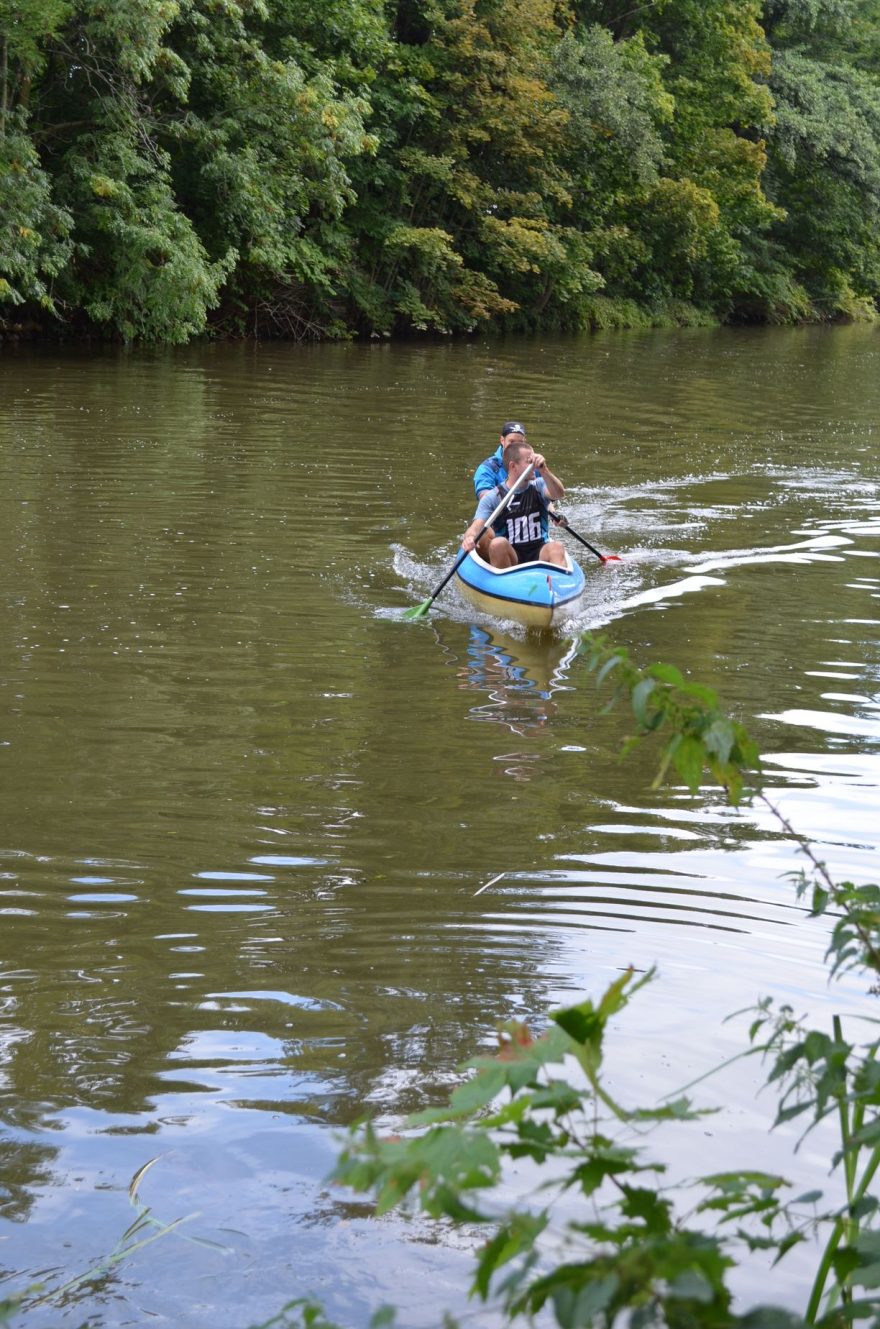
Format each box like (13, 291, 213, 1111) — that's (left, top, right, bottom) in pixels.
(455, 549, 585, 629)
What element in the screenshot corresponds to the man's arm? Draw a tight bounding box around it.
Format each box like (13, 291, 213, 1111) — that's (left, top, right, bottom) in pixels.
(533, 455, 564, 500)
(473, 455, 502, 499)
(462, 492, 497, 550)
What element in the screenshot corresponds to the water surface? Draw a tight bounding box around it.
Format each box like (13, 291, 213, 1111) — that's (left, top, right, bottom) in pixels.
(2, 326, 879, 1325)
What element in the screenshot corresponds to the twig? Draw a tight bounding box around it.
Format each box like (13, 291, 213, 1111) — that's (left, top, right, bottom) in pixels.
(474, 871, 506, 897)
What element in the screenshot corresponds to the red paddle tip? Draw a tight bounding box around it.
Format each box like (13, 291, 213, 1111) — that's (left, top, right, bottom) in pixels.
(601, 554, 622, 563)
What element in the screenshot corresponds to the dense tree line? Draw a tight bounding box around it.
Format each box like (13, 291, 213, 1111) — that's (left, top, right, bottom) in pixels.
(2, 0, 880, 342)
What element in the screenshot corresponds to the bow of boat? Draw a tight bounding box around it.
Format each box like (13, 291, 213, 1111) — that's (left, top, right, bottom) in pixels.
(455, 550, 585, 628)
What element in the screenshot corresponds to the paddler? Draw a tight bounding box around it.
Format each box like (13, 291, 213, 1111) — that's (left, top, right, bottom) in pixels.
(472, 421, 565, 559)
(461, 443, 568, 569)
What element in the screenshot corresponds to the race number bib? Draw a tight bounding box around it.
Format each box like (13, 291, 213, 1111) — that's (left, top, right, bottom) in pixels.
(508, 512, 543, 545)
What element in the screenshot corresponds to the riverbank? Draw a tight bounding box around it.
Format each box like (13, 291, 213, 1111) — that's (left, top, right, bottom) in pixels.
(4, 292, 880, 348)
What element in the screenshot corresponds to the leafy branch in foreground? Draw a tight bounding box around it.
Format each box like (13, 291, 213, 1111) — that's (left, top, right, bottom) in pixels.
(331, 969, 811, 1329)
(577, 634, 761, 805)
(579, 633, 880, 1322)
(310, 636, 880, 1329)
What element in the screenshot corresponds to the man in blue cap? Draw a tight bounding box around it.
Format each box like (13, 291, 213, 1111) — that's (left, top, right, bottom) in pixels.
(472, 421, 565, 559)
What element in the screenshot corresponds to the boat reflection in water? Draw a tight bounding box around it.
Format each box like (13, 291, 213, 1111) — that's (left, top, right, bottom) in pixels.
(447, 625, 581, 779)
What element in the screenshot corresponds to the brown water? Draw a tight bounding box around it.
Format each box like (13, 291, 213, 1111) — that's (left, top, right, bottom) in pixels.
(2, 326, 880, 1326)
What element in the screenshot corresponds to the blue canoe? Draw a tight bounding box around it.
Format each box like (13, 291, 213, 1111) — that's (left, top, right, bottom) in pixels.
(455, 548, 586, 629)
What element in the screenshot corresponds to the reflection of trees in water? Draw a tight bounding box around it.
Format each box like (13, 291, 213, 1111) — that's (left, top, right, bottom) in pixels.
(0, 841, 564, 1134)
(0, 615, 586, 1135)
(0, 1136, 56, 1223)
(0, 583, 819, 1146)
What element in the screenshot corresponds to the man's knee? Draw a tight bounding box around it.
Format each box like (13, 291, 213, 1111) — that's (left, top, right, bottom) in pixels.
(489, 537, 516, 568)
(540, 540, 566, 567)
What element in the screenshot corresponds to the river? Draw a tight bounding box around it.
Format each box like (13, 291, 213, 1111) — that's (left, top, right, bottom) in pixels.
(1, 325, 879, 1326)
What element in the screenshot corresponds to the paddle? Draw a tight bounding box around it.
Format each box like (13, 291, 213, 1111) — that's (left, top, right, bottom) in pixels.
(403, 463, 535, 620)
(549, 509, 620, 564)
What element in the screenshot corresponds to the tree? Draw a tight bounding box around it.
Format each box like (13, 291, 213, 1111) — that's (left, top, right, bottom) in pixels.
(546, 24, 673, 322)
(341, 0, 580, 333)
(0, 0, 71, 322)
(3, 0, 374, 340)
(760, 0, 880, 320)
(166, 0, 374, 337)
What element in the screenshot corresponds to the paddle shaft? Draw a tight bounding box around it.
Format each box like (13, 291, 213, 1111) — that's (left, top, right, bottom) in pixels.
(549, 509, 619, 563)
(421, 462, 536, 609)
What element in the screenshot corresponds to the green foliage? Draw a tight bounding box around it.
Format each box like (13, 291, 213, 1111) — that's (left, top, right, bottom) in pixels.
(0, 0, 70, 105)
(331, 968, 807, 1328)
(0, 1290, 31, 1326)
(249, 1300, 396, 1329)
(5, 0, 880, 338)
(319, 637, 880, 1329)
(0, 114, 71, 316)
(168, 0, 373, 333)
(572, 295, 718, 329)
(3, 0, 374, 339)
(55, 124, 230, 343)
(763, 40, 880, 320)
(540, 24, 672, 325)
(746, 987, 880, 1318)
(551, 26, 672, 189)
(341, 0, 577, 334)
(578, 635, 761, 804)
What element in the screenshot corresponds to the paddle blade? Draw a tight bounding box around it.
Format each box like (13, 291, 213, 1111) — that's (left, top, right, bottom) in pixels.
(601, 554, 622, 563)
(402, 598, 433, 620)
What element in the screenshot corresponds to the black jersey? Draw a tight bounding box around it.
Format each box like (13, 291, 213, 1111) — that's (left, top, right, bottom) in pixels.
(490, 482, 549, 563)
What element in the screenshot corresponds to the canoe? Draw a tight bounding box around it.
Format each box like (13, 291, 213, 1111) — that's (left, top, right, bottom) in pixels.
(455, 548, 586, 629)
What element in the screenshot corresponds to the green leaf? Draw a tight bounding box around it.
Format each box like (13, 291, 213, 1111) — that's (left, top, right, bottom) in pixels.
(811, 886, 829, 915)
(773, 1230, 806, 1262)
(632, 1095, 707, 1123)
(671, 735, 706, 791)
(679, 681, 718, 707)
(739, 1309, 806, 1329)
(850, 1260, 880, 1289)
(620, 1186, 673, 1233)
(702, 1171, 787, 1190)
(648, 663, 686, 687)
(832, 1245, 861, 1282)
(571, 1143, 646, 1196)
(509, 1119, 555, 1160)
(668, 1269, 714, 1302)
(703, 718, 736, 765)
(552, 1001, 604, 1051)
(570, 1274, 619, 1322)
(433, 1065, 508, 1118)
(596, 652, 626, 685)
(530, 1081, 584, 1115)
(472, 1212, 546, 1299)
